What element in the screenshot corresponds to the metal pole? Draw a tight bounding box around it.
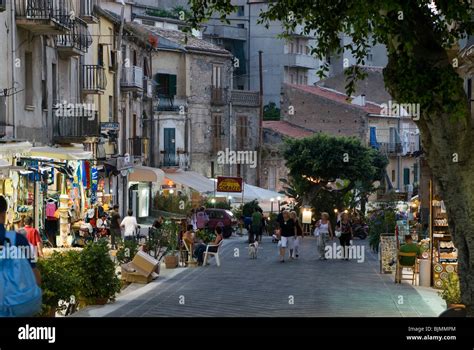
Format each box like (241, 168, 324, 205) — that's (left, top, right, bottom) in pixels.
(257, 50, 263, 187)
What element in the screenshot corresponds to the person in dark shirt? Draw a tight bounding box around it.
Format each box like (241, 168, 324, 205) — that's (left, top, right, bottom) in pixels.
(279, 210, 296, 263)
(109, 205, 121, 249)
(0, 196, 41, 285)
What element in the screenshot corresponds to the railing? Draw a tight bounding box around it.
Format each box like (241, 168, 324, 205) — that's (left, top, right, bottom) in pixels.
(154, 95, 187, 112)
(378, 142, 403, 155)
(80, 0, 97, 19)
(128, 137, 147, 158)
(15, 0, 73, 28)
(211, 87, 225, 105)
(159, 152, 188, 168)
(52, 103, 99, 139)
(82, 65, 107, 92)
(121, 66, 143, 89)
(231, 90, 260, 107)
(56, 17, 91, 53)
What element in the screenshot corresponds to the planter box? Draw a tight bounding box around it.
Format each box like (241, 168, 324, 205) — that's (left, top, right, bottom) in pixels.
(164, 255, 178, 269)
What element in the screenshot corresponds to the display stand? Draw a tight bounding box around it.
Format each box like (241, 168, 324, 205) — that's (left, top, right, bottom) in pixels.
(380, 233, 397, 274)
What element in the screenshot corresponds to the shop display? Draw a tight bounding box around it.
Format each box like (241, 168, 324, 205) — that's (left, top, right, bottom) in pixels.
(380, 234, 397, 274)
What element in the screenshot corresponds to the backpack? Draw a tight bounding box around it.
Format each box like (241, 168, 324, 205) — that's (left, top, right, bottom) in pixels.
(196, 211, 209, 229)
(0, 231, 42, 317)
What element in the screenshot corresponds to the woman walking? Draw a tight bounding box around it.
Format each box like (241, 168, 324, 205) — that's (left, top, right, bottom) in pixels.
(337, 212, 353, 260)
(290, 211, 303, 258)
(314, 212, 333, 260)
(279, 210, 296, 262)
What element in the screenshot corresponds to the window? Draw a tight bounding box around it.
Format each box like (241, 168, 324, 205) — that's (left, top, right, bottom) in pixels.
(154, 73, 177, 97)
(290, 43, 294, 54)
(41, 80, 47, 110)
(133, 50, 137, 66)
(467, 78, 472, 104)
(237, 85, 244, 90)
(52, 63, 57, 107)
(290, 74, 294, 84)
(237, 115, 248, 149)
(212, 64, 222, 88)
(268, 167, 277, 191)
(237, 23, 245, 29)
(98, 44, 104, 66)
(305, 46, 310, 55)
(403, 168, 410, 185)
(25, 52, 33, 107)
(0, 96, 6, 136)
(391, 169, 396, 183)
(304, 76, 308, 85)
(109, 96, 113, 122)
(299, 44, 303, 54)
(109, 48, 117, 71)
(413, 163, 418, 184)
(236, 6, 245, 16)
(212, 114, 222, 153)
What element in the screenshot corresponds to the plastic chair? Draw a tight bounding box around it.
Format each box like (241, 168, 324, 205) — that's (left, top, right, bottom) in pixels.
(395, 252, 418, 285)
(203, 239, 224, 267)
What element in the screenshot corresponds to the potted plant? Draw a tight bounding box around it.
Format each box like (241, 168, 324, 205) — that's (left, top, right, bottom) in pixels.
(116, 239, 139, 265)
(77, 239, 121, 305)
(163, 221, 179, 269)
(438, 272, 463, 308)
(36, 250, 80, 317)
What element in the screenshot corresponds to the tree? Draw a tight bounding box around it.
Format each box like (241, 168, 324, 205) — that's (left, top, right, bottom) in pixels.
(282, 134, 387, 223)
(187, 0, 474, 315)
(263, 102, 281, 120)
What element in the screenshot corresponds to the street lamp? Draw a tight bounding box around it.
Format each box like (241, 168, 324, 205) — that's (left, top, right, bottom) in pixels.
(277, 196, 281, 212)
(211, 198, 216, 208)
(270, 198, 274, 214)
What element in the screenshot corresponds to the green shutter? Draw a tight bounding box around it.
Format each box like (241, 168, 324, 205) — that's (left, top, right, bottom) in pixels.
(169, 74, 177, 96)
(403, 168, 410, 185)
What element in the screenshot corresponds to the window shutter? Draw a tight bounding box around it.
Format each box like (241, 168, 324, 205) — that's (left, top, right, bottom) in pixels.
(403, 168, 410, 185)
(169, 74, 177, 96)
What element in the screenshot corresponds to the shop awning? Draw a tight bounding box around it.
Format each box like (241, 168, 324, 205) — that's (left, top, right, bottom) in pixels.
(129, 165, 165, 183)
(164, 170, 215, 194)
(29, 145, 93, 160)
(0, 141, 32, 158)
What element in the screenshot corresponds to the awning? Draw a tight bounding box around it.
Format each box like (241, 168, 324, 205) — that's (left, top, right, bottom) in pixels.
(129, 165, 165, 183)
(164, 170, 215, 193)
(29, 145, 93, 161)
(0, 141, 32, 157)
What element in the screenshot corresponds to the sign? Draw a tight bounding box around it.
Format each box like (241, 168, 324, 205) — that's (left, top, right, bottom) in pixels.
(216, 176, 242, 193)
(91, 166, 98, 205)
(101, 122, 120, 131)
(117, 155, 134, 171)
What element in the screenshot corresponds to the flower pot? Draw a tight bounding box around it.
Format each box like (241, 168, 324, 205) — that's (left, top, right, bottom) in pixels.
(164, 255, 178, 269)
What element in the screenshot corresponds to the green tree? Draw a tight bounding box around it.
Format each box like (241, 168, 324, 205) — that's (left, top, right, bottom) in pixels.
(187, 0, 474, 315)
(263, 102, 281, 120)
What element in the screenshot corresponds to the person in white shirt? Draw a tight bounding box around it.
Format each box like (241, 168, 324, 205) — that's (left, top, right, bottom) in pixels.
(120, 210, 138, 240)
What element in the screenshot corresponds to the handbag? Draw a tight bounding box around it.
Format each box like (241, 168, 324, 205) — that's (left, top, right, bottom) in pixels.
(335, 230, 342, 238)
(313, 220, 321, 237)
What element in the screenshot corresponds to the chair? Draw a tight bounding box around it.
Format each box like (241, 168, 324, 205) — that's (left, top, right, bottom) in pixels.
(203, 239, 224, 267)
(395, 252, 418, 285)
(182, 239, 196, 265)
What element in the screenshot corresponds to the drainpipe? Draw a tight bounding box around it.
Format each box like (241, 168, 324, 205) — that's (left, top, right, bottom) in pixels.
(11, 1, 17, 138)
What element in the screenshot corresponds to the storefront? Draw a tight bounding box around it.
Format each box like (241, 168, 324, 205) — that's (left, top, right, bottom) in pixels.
(128, 165, 165, 218)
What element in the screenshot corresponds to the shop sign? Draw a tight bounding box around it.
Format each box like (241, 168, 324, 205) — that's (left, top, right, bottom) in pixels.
(91, 166, 98, 204)
(216, 176, 243, 193)
(101, 122, 120, 131)
(117, 155, 134, 171)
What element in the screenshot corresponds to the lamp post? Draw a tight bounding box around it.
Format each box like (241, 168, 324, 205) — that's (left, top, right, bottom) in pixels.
(211, 198, 216, 208)
(270, 198, 274, 214)
(277, 196, 281, 212)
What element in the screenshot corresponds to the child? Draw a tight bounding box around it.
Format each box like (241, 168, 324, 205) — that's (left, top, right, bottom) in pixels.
(272, 223, 281, 243)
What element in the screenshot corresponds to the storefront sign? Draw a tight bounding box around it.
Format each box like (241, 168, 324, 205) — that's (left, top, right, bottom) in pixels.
(117, 155, 134, 171)
(101, 122, 120, 131)
(91, 166, 98, 204)
(216, 176, 243, 193)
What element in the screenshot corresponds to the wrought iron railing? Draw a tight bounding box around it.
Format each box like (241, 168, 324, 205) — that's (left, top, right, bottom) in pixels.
(15, 0, 73, 28)
(56, 17, 91, 52)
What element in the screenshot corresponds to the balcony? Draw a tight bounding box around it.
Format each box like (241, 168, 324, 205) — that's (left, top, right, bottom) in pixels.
(231, 90, 260, 107)
(159, 152, 188, 169)
(82, 65, 107, 94)
(56, 18, 91, 58)
(121, 66, 144, 92)
(154, 95, 186, 113)
(378, 142, 403, 155)
(15, 0, 73, 34)
(128, 137, 148, 158)
(80, 0, 98, 23)
(208, 25, 247, 41)
(211, 87, 226, 106)
(285, 53, 317, 69)
(52, 103, 99, 143)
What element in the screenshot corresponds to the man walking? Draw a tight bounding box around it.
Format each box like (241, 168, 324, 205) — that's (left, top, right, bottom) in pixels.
(251, 207, 263, 243)
(120, 209, 138, 241)
(109, 205, 121, 248)
(22, 216, 44, 259)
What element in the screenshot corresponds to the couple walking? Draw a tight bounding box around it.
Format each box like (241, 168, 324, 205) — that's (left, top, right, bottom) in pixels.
(314, 212, 353, 260)
(276, 210, 303, 262)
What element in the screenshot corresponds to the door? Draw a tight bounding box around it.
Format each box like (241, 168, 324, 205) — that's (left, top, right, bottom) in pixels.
(164, 128, 176, 166)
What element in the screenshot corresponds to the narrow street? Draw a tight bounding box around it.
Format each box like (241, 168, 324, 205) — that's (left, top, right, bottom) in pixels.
(78, 236, 444, 317)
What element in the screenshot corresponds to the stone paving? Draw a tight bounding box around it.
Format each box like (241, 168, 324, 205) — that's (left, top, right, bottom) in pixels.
(87, 235, 446, 317)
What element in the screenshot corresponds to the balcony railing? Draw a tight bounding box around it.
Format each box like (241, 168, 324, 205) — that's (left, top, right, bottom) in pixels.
(15, 0, 73, 33)
(82, 65, 107, 94)
(80, 0, 97, 23)
(231, 90, 260, 107)
(56, 17, 91, 56)
(121, 66, 143, 91)
(285, 53, 317, 69)
(128, 137, 148, 158)
(52, 103, 99, 142)
(378, 142, 403, 155)
(159, 152, 188, 169)
(154, 95, 187, 112)
(211, 87, 226, 105)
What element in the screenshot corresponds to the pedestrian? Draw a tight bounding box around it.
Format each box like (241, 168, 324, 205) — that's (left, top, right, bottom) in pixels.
(153, 216, 164, 230)
(314, 212, 333, 260)
(96, 213, 109, 238)
(21, 216, 44, 259)
(251, 207, 263, 243)
(193, 226, 223, 266)
(120, 209, 139, 241)
(109, 205, 121, 249)
(0, 195, 42, 316)
(279, 210, 296, 262)
(290, 211, 303, 258)
(337, 212, 353, 260)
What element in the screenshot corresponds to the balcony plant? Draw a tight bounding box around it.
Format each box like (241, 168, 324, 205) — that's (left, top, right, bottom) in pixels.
(438, 273, 462, 308)
(76, 240, 121, 305)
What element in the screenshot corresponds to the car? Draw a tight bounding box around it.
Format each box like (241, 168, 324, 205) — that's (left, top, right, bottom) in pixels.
(205, 208, 237, 238)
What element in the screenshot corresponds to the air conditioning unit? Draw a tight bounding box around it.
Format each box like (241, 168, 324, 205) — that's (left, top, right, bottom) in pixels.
(0, 0, 5, 12)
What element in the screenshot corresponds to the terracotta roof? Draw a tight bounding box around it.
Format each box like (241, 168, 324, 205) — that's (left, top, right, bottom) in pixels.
(263, 121, 314, 139)
(286, 83, 381, 114)
(139, 25, 231, 56)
